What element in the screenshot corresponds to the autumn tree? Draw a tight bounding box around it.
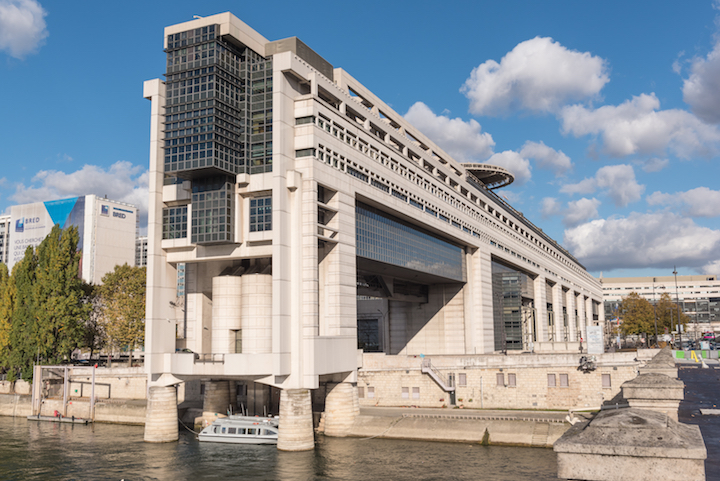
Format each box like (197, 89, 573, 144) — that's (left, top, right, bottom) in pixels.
(619, 292, 655, 336)
(98, 264, 146, 363)
(656, 292, 690, 334)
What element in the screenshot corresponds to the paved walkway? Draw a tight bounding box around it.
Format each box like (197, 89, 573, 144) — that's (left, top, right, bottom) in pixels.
(360, 406, 581, 423)
(678, 363, 720, 480)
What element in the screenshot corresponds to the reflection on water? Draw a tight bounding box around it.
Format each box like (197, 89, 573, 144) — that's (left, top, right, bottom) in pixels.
(0, 417, 558, 480)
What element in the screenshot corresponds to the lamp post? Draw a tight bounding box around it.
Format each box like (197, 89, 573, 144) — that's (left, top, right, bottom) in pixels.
(673, 267, 682, 349)
(652, 278, 658, 347)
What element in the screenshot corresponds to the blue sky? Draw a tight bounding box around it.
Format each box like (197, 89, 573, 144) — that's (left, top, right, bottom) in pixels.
(1, 0, 719, 279)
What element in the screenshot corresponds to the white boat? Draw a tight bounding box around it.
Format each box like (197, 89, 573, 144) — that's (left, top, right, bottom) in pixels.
(198, 415, 279, 444)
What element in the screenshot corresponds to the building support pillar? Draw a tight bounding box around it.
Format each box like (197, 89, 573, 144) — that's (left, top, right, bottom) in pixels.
(278, 389, 314, 451)
(322, 382, 359, 437)
(144, 386, 178, 443)
(203, 380, 232, 415)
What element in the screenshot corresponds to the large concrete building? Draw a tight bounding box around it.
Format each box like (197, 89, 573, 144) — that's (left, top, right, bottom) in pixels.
(601, 274, 720, 339)
(143, 13, 604, 448)
(0, 196, 138, 284)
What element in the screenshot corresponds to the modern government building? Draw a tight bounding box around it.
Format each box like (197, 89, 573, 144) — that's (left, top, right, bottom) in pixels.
(143, 13, 605, 448)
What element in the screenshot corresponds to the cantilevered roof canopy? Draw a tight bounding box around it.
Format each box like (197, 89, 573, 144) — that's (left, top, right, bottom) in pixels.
(461, 163, 514, 190)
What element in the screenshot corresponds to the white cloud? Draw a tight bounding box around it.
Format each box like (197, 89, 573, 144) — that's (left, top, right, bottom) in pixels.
(404, 102, 495, 162)
(560, 93, 720, 158)
(682, 38, 720, 124)
(519, 141, 572, 176)
(647, 186, 720, 218)
(704, 259, 720, 275)
(640, 157, 669, 173)
(540, 196, 600, 227)
(563, 198, 601, 227)
(541, 197, 562, 217)
(0, 0, 47, 59)
(10, 161, 149, 231)
(461, 37, 609, 116)
(560, 164, 643, 207)
(483, 150, 531, 185)
(564, 212, 720, 272)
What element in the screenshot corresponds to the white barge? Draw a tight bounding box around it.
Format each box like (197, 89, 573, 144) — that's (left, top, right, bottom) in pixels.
(198, 415, 279, 444)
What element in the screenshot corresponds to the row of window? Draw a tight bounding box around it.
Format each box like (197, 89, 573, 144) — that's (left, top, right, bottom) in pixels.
(357, 373, 613, 399)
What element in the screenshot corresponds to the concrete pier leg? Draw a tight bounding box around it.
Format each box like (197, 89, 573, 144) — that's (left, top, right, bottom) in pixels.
(322, 382, 358, 437)
(203, 380, 231, 415)
(277, 389, 314, 451)
(144, 386, 178, 443)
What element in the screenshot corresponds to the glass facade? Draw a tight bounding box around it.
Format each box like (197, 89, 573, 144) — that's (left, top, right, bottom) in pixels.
(492, 261, 534, 351)
(164, 25, 273, 177)
(249, 197, 272, 232)
(190, 176, 233, 244)
(162, 206, 188, 239)
(355, 202, 464, 282)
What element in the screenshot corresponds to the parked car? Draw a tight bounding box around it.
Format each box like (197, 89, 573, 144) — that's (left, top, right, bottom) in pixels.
(176, 348, 199, 359)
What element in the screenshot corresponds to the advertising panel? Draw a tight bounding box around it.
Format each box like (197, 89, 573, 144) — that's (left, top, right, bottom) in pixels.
(8, 197, 85, 272)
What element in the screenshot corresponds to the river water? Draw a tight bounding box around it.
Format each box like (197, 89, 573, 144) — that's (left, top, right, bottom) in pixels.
(0, 417, 558, 480)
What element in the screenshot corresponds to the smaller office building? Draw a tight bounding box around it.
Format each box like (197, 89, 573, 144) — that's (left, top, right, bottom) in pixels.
(4, 195, 138, 284)
(601, 274, 720, 338)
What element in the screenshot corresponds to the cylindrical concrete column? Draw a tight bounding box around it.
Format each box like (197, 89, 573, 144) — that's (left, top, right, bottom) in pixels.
(144, 386, 178, 443)
(278, 389, 314, 451)
(241, 273, 272, 353)
(323, 382, 358, 437)
(212, 276, 242, 354)
(203, 380, 232, 414)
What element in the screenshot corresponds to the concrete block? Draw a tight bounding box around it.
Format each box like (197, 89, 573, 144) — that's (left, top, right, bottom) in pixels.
(554, 408, 706, 481)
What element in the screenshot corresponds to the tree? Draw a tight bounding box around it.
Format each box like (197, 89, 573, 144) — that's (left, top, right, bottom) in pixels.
(619, 292, 655, 336)
(81, 283, 106, 359)
(2, 226, 88, 381)
(33, 225, 88, 367)
(0, 263, 11, 367)
(98, 264, 146, 364)
(656, 292, 690, 334)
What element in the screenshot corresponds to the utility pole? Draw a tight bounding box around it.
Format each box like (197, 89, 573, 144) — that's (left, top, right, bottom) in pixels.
(673, 267, 682, 349)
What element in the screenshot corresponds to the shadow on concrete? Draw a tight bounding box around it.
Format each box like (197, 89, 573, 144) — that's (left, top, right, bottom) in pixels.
(678, 365, 720, 480)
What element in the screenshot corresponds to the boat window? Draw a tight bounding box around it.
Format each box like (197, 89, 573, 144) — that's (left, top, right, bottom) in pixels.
(213, 426, 219, 433)
(238, 428, 246, 434)
(263, 429, 274, 436)
(247, 428, 257, 435)
(228, 427, 236, 434)
(221, 427, 226, 434)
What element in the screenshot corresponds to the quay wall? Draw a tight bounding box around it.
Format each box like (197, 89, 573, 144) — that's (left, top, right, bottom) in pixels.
(358, 352, 640, 410)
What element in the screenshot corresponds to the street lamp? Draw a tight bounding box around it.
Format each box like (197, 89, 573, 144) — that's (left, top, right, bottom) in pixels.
(673, 267, 682, 349)
(652, 278, 658, 346)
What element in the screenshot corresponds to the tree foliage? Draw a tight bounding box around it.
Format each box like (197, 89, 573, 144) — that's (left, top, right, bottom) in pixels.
(656, 292, 690, 333)
(0, 226, 88, 381)
(98, 264, 146, 356)
(619, 292, 655, 335)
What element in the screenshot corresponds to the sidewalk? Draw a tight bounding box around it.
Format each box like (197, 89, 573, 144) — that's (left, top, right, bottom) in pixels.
(678, 364, 720, 480)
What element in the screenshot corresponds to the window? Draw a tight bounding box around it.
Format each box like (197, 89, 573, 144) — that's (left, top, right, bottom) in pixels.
(249, 196, 272, 232)
(368, 387, 375, 398)
(496, 373, 505, 386)
(402, 387, 409, 399)
(458, 373, 467, 387)
(547, 374, 556, 387)
(508, 373, 516, 387)
(559, 374, 569, 387)
(602, 373, 611, 388)
(412, 387, 420, 399)
(228, 427, 236, 434)
(358, 386, 364, 398)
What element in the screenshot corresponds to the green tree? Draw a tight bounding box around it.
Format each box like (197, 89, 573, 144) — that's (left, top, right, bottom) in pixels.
(0, 263, 11, 367)
(6, 245, 39, 381)
(656, 292, 690, 334)
(32, 225, 88, 367)
(3, 226, 88, 381)
(619, 292, 655, 336)
(81, 283, 106, 359)
(98, 264, 146, 364)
